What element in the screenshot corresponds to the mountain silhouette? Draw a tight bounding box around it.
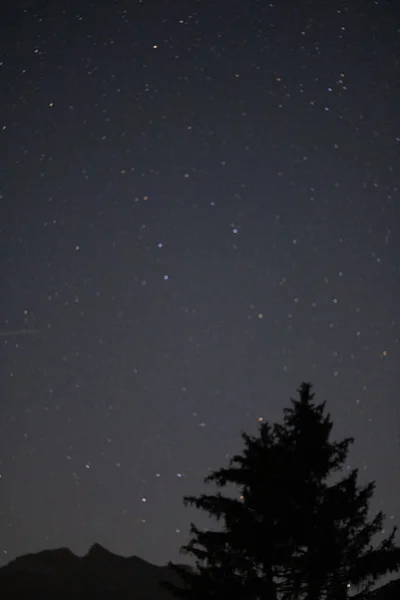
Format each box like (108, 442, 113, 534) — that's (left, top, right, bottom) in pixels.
(0, 543, 190, 599)
(0, 544, 399, 599)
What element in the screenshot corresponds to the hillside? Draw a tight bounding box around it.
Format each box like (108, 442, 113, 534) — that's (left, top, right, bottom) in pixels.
(0, 543, 187, 599)
(0, 544, 399, 599)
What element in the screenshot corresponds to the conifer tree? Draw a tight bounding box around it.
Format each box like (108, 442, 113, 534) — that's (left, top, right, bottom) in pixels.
(162, 383, 400, 600)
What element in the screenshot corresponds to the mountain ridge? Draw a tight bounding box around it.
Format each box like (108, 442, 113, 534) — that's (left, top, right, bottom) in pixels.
(0, 544, 399, 599)
(0, 543, 187, 599)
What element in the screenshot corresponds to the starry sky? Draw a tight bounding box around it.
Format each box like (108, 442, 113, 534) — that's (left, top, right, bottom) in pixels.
(1, 0, 400, 576)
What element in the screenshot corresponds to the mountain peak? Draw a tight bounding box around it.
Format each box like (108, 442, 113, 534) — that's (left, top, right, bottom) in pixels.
(87, 542, 108, 555)
(83, 542, 115, 560)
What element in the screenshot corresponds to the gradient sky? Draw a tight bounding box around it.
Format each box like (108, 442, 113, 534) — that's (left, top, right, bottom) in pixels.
(1, 0, 399, 581)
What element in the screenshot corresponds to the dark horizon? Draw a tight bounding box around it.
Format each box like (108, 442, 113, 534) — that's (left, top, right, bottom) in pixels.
(1, 540, 399, 599)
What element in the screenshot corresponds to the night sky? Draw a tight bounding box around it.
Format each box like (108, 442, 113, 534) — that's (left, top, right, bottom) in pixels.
(1, 0, 400, 577)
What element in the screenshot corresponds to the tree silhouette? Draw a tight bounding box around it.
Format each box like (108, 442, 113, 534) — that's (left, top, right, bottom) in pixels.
(161, 382, 400, 600)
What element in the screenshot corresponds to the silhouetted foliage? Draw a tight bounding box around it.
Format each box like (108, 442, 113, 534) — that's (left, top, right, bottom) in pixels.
(161, 382, 400, 600)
